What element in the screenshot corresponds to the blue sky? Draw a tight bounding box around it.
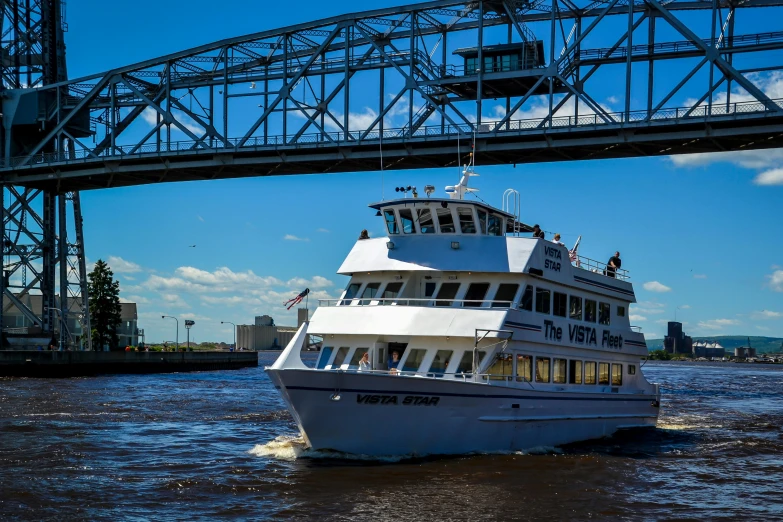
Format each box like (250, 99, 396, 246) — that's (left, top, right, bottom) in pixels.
(62, 0, 783, 342)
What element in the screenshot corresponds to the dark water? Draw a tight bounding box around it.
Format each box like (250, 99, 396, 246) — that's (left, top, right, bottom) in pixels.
(1, 356, 782, 521)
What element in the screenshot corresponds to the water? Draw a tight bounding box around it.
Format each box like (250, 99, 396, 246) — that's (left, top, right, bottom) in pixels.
(1, 355, 782, 521)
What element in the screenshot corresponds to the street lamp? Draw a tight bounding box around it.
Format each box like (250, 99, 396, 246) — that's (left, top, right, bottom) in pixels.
(162, 315, 179, 350)
(221, 321, 236, 351)
(184, 320, 195, 350)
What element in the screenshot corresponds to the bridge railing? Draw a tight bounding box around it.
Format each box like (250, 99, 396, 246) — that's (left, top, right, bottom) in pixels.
(8, 96, 783, 169)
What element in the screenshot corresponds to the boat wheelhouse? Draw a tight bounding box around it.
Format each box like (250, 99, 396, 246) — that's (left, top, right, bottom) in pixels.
(266, 175, 659, 457)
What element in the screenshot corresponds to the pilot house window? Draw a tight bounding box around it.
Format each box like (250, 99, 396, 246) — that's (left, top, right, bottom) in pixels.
(359, 283, 380, 305)
(380, 282, 403, 303)
(553, 292, 567, 318)
(384, 210, 399, 235)
(417, 209, 435, 234)
(492, 284, 519, 308)
(519, 285, 533, 311)
(463, 283, 490, 307)
(599, 302, 611, 325)
(487, 214, 503, 236)
(436, 208, 456, 233)
(341, 283, 361, 305)
(535, 287, 551, 314)
(435, 283, 460, 306)
(399, 209, 415, 234)
(457, 207, 477, 233)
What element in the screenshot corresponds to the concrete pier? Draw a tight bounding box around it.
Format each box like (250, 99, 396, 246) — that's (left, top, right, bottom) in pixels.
(0, 351, 258, 377)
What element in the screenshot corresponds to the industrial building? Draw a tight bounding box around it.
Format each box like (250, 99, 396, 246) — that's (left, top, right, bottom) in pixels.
(2, 294, 138, 350)
(692, 341, 726, 359)
(663, 322, 693, 355)
(236, 310, 308, 351)
(734, 346, 757, 359)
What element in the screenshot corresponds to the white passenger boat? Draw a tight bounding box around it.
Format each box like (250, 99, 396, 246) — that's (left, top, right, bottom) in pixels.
(266, 171, 660, 457)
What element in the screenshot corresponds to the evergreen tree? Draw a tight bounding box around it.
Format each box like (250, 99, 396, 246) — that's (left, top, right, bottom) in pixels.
(87, 259, 122, 351)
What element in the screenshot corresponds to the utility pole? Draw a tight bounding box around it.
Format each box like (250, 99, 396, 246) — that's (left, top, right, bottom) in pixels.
(185, 320, 195, 350)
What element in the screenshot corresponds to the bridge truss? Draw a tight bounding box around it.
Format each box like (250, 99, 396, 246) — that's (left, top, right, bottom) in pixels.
(1, 0, 783, 191)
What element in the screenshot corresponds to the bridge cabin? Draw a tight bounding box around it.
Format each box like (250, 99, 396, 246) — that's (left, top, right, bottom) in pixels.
(445, 42, 565, 99)
(308, 197, 648, 394)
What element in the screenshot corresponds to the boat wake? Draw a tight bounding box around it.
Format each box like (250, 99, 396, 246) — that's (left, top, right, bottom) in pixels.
(249, 435, 561, 462)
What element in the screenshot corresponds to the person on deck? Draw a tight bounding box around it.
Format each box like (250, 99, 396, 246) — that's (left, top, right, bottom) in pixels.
(532, 224, 544, 239)
(606, 251, 622, 278)
(359, 352, 371, 372)
(388, 351, 401, 374)
(553, 233, 564, 246)
(358, 229, 370, 240)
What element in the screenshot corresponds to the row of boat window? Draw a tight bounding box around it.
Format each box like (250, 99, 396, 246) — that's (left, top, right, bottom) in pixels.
(341, 280, 627, 322)
(486, 354, 636, 385)
(383, 206, 505, 236)
(318, 345, 636, 386)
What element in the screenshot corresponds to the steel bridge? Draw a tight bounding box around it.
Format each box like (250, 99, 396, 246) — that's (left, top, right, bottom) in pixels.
(1, 0, 783, 347)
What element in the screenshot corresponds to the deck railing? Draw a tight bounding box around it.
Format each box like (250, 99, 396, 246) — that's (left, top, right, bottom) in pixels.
(572, 254, 630, 281)
(318, 298, 514, 308)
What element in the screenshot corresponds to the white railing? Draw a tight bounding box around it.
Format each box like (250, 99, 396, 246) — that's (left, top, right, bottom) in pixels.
(318, 298, 514, 308)
(572, 254, 630, 281)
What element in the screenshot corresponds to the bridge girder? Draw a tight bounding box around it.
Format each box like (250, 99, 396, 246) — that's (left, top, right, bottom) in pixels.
(1, 0, 783, 189)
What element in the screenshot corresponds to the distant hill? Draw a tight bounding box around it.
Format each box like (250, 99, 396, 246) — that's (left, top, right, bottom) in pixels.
(645, 336, 783, 354)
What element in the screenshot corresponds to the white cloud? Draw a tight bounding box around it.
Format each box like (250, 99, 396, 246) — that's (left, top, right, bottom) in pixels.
(286, 276, 333, 289)
(161, 293, 190, 309)
(751, 310, 782, 320)
(693, 274, 708, 279)
(142, 107, 203, 136)
(643, 281, 672, 293)
(680, 305, 691, 310)
(143, 267, 282, 295)
(630, 314, 647, 322)
(697, 318, 740, 331)
(284, 234, 309, 242)
(768, 270, 783, 292)
(123, 295, 151, 304)
(106, 256, 143, 274)
(756, 325, 771, 331)
(754, 168, 783, 186)
(643, 332, 659, 340)
(197, 215, 205, 222)
(317, 228, 330, 233)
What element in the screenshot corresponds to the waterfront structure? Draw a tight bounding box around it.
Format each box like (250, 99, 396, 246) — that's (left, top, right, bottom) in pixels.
(236, 315, 298, 351)
(664, 322, 693, 355)
(2, 294, 138, 350)
(267, 173, 659, 456)
(3, 0, 783, 363)
(693, 341, 726, 359)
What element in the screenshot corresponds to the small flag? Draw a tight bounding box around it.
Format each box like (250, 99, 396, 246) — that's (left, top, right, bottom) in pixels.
(283, 288, 310, 310)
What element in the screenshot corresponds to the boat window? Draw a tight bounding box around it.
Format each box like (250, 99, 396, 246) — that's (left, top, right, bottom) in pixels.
(585, 362, 597, 384)
(349, 348, 369, 368)
(617, 305, 626, 317)
(612, 363, 623, 386)
(535, 287, 551, 314)
(399, 209, 415, 234)
(384, 209, 399, 235)
(535, 357, 550, 383)
(599, 302, 611, 325)
(598, 362, 610, 385)
(341, 283, 361, 305)
(456, 350, 486, 375)
(317, 346, 334, 369)
(424, 282, 437, 298)
(487, 214, 503, 236)
(457, 207, 477, 234)
(331, 347, 350, 369)
(628, 364, 636, 375)
(428, 350, 453, 376)
(569, 360, 582, 384)
(380, 282, 403, 304)
(463, 283, 490, 307)
(553, 358, 567, 384)
(569, 296, 582, 320)
(486, 353, 513, 380)
(417, 208, 435, 234)
(401, 349, 427, 373)
(553, 292, 567, 318)
(359, 283, 381, 305)
(436, 207, 456, 233)
(585, 299, 597, 323)
(477, 209, 488, 234)
(519, 285, 533, 311)
(492, 283, 519, 308)
(435, 283, 460, 306)
(516, 354, 532, 382)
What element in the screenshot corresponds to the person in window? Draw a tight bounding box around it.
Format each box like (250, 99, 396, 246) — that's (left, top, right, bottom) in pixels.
(359, 352, 371, 372)
(606, 251, 622, 278)
(532, 224, 544, 239)
(358, 229, 370, 240)
(388, 351, 401, 374)
(553, 233, 564, 246)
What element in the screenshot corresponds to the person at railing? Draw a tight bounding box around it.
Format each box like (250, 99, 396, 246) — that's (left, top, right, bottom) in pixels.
(358, 229, 370, 240)
(606, 251, 622, 278)
(359, 352, 371, 372)
(553, 233, 564, 246)
(532, 224, 544, 239)
(388, 351, 401, 374)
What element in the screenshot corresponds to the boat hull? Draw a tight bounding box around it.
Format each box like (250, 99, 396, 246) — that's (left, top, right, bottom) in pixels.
(266, 368, 659, 456)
